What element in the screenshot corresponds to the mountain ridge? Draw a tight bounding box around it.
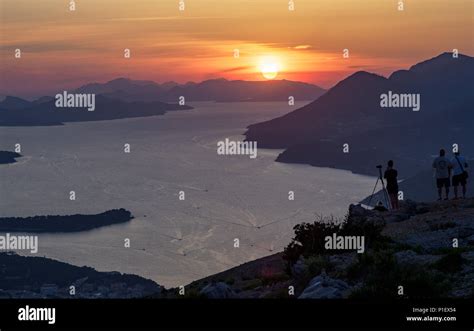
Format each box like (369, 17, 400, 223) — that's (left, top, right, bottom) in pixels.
(244, 52, 474, 177)
(74, 77, 327, 103)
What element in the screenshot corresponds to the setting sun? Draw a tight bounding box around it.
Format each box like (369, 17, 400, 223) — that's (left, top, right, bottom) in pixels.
(258, 56, 280, 80)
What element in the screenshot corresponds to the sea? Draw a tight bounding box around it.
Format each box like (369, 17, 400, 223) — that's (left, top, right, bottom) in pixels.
(0, 101, 374, 287)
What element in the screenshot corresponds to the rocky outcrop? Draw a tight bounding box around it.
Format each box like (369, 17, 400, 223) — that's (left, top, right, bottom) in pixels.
(381, 199, 474, 252)
(298, 274, 350, 299)
(199, 282, 236, 299)
(157, 198, 474, 299)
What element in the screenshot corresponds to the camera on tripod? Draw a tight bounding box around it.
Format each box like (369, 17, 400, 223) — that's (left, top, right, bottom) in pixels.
(367, 163, 392, 210)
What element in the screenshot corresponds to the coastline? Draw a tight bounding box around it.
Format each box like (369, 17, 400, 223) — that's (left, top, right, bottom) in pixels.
(0, 209, 133, 233)
(4, 198, 473, 299)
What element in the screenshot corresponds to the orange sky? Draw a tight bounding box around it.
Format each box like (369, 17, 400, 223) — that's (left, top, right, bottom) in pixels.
(1, 0, 473, 97)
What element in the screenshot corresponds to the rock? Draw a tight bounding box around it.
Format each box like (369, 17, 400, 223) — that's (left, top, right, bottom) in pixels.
(415, 204, 431, 214)
(400, 228, 459, 251)
(394, 250, 441, 265)
(364, 215, 386, 227)
(298, 274, 350, 299)
(199, 282, 236, 299)
(449, 253, 474, 297)
(395, 221, 474, 251)
(291, 256, 307, 278)
(349, 204, 371, 218)
(347, 204, 386, 230)
(328, 252, 357, 272)
(383, 213, 410, 223)
(396, 212, 412, 221)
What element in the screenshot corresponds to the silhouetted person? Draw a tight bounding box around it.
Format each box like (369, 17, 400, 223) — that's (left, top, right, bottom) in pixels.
(384, 160, 399, 210)
(451, 151, 469, 199)
(432, 149, 452, 200)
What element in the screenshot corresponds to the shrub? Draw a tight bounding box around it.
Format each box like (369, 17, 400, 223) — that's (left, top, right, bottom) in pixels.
(241, 279, 263, 291)
(225, 277, 235, 285)
(283, 221, 341, 265)
(260, 272, 290, 286)
(283, 212, 385, 266)
(349, 250, 450, 299)
(305, 255, 331, 277)
(181, 287, 205, 298)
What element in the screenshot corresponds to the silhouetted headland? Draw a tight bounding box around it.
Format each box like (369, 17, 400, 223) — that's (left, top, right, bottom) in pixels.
(0, 252, 162, 298)
(0, 208, 133, 233)
(0, 151, 21, 164)
(245, 53, 474, 178)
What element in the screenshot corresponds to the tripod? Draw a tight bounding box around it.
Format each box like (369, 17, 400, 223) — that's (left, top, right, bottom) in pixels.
(367, 166, 392, 210)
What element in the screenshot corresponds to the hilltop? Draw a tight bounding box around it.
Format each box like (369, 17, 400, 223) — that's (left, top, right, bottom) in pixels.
(159, 198, 474, 299)
(75, 77, 326, 103)
(2, 199, 473, 299)
(245, 52, 474, 178)
(0, 252, 162, 299)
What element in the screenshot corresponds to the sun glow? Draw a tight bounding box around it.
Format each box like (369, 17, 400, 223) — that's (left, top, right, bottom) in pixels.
(258, 56, 280, 80)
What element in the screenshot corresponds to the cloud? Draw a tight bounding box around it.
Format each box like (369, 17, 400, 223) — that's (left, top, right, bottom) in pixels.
(0, 41, 104, 53)
(293, 45, 312, 50)
(346, 65, 375, 69)
(105, 16, 222, 22)
(220, 66, 253, 73)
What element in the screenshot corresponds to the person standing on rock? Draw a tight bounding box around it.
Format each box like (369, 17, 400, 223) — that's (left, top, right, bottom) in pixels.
(384, 160, 399, 210)
(451, 151, 469, 199)
(432, 149, 452, 201)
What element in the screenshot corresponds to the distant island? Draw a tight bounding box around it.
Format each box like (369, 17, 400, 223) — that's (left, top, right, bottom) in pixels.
(0, 151, 21, 164)
(74, 77, 327, 103)
(0, 208, 133, 233)
(0, 95, 192, 126)
(0, 252, 162, 299)
(0, 78, 326, 127)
